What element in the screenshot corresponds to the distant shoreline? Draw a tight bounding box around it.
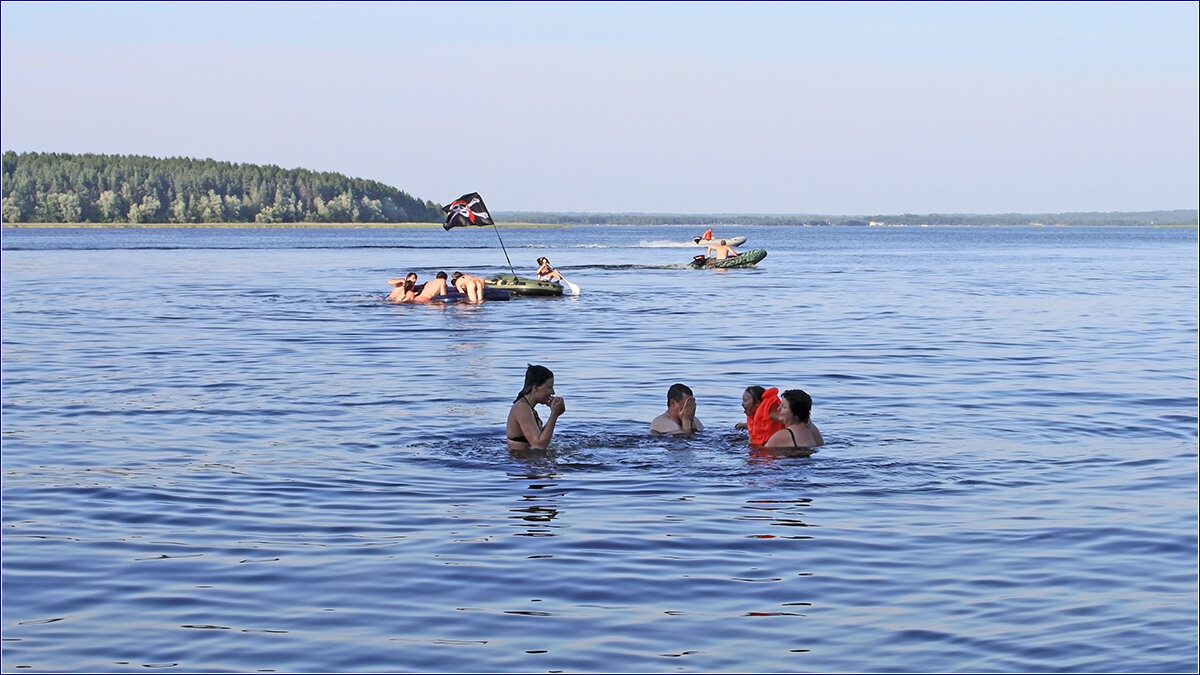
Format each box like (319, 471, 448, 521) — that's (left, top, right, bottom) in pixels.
(0, 222, 570, 229)
(1, 221, 1194, 229)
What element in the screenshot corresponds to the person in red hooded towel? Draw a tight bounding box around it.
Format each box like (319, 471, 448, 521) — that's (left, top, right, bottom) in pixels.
(735, 386, 785, 446)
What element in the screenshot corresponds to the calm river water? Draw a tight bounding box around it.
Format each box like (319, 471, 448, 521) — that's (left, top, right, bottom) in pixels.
(2, 225, 1197, 672)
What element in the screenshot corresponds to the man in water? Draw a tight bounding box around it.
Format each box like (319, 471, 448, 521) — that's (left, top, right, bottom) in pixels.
(413, 271, 449, 302)
(451, 271, 487, 302)
(650, 383, 704, 435)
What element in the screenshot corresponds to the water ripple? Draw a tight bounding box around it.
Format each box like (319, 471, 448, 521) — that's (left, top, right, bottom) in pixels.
(3, 226, 1196, 673)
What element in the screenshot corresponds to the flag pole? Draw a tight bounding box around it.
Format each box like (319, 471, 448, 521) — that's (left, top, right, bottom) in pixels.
(491, 222, 516, 275)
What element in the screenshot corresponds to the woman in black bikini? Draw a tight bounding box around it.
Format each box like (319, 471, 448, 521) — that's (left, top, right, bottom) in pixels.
(506, 364, 566, 450)
(763, 389, 823, 452)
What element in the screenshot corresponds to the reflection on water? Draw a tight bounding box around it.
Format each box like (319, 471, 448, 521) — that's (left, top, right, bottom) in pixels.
(510, 471, 565, 536)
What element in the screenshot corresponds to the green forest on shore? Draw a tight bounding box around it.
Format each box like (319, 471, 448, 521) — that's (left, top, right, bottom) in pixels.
(2, 151, 1194, 228)
(2, 151, 443, 225)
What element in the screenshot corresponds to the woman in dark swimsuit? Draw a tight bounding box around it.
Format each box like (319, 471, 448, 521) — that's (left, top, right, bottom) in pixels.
(764, 389, 823, 453)
(506, 364, 566, 450)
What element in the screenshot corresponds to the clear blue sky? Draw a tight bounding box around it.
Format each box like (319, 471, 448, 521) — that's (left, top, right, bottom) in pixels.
(2, 1, 1196, 214)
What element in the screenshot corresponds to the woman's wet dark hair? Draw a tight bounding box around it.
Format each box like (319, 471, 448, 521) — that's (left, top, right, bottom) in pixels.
(516, 364, 554, 402)
(781, 389, 812, 423)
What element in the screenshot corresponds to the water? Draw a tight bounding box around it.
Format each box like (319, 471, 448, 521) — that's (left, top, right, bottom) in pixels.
(2, 225, 1197, 672)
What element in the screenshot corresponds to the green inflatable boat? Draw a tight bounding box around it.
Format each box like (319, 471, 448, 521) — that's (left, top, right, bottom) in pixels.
(688, 249, 767, 269)
(486, 273, 565, 296)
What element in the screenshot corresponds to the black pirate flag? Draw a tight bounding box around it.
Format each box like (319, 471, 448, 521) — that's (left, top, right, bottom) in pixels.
(442, 192, 495, 230)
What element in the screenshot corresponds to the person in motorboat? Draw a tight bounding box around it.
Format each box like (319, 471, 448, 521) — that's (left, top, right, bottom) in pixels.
(763, 389, 824, 453)
(507, 364, 566, 450)
(451, 271, 487, 302)
(386, 272, 418, 303)
(413, 271, 449, 302)
(706, 239, 739, 260)
(734, 386, 785, 445)
(536, 257, 566, 282)
(650, 383, 704, 435)
(693, 227, 715, 244)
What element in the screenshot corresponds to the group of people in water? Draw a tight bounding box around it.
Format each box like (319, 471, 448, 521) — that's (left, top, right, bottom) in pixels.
(386, 270, 486, 303)
(387, 257, 566, 304)
(507, 364, 824, 454)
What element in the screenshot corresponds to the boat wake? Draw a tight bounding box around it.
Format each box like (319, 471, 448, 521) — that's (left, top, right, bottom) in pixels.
(558, 263, 685, 271)
(637, 240, 696, 248)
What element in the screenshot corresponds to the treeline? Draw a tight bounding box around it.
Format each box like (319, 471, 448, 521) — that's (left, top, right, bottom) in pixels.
(854, 210, 1198, 227)
(497, 210, 1197, 227)
(1, 151, 443, 224)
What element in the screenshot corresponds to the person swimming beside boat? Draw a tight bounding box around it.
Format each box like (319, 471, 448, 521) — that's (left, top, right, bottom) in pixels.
(536, 257, 565, 282)
(762, 389, 823, 453)
(386, 272, 418, 303)
(507, 364, 566, 450)
(388, 272, 417, 288)
(413, 271, 449, 302)
(451, 271, 487, 303)
(650, 383, 704, 434)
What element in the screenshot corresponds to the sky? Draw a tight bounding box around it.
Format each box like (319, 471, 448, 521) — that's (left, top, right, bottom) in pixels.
(1, 1, 1197, 215)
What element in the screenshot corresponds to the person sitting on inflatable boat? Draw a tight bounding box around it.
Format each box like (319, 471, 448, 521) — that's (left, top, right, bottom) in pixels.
(693, 227, 715, 244)
(706, 239, 738, 260)
(536, 257, 565, 282)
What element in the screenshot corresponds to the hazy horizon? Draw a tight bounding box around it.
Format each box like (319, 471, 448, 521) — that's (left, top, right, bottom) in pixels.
(2, 2, 1197, 214)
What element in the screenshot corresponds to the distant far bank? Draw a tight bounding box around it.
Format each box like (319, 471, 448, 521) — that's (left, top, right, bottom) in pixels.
(5, 153, 1193, 229)
(0, 222, 563, 229)
(492, 209, 1198, 228)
